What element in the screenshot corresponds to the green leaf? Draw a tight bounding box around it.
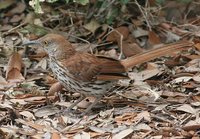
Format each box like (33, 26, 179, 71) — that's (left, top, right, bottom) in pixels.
(0, 0, 15, 10)
(21, 24, 49, 36)
(120, 0, 129, 4)
(106, 7, 119, 24)
(47, 0, 59, 3)
(73, 0, 89, 5)
(177, 0, 191, 3)
(156, 0, 165, 4)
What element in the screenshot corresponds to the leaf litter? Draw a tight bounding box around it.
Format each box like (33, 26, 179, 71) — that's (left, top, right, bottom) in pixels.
(1, 0, 200, 138)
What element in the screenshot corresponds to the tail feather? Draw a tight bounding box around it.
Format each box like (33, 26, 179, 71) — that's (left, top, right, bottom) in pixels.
(121, 40, 194, 70)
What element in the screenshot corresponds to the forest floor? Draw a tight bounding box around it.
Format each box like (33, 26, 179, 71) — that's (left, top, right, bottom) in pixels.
(0, 1, 200, 138)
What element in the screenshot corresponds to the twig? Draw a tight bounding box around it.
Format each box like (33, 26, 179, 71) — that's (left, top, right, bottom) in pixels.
(68, 34, 93, 54)
(8, 22, 26, 33)
(107, 26, 123, 60)
(96, 0, 116, 17)
(134, 0, 152, 31)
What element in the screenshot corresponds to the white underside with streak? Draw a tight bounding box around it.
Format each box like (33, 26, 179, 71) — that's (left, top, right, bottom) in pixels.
(49, 58, 114, 97)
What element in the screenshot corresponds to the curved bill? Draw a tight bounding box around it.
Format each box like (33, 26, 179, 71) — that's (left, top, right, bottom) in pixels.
(22, 40, 41, 46)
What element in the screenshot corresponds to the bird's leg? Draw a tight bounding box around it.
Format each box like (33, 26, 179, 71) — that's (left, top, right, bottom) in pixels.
(80, 96, 103, 116)
(66, 95, 86, 112)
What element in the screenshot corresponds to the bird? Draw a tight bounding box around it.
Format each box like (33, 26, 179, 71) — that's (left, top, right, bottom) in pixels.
(23, 34, 193, 115)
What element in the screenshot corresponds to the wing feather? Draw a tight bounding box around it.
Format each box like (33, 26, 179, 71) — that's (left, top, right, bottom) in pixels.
(60, 53, 128, 82)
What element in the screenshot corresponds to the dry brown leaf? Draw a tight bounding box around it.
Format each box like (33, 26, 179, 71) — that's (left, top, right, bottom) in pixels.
(45, 75, 58, 84)
(6, 52, 24, 83)
(10, 14, 23, 23)
(106, 26, 129, 42)
(83, 19, 100, 34)
(51, 132, 61, 139)
(182, 124, 200, 131)
(148, 31, 161, 45)
(134, 111, 151, 122)
(23, 96, 55, 103)
(194, 43, 200, 51)
(122, 41, 144, 57)
(9, 2, 26, 14)
(16, 119, 45, 131)
(184, 54, 200, 60)
(48, 82, 63, 96)
(115, 112, 137, 125)
(77, 97, 96, 109)
(6, 68, 25, 83)
(6, 52, 22, 72)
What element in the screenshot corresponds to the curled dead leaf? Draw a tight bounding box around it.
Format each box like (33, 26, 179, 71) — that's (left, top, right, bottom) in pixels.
(106, 26, 129, 42)
(122, 41, 144, 57)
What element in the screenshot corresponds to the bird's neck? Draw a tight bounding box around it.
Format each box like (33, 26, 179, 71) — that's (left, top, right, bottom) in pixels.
(49, 45, 76, 61)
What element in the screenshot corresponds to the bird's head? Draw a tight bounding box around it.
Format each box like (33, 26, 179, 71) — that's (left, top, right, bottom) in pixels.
(23, 34, 76, 59)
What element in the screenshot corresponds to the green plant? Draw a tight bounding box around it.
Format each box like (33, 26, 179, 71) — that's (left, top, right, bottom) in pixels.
(29, 0, 89, 13)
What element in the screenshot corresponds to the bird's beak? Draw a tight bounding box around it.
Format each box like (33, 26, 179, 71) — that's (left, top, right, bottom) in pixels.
(22, 40, 41, 46)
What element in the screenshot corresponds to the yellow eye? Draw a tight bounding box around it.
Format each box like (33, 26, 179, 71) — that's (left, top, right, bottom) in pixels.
(44, 40, 48, 45)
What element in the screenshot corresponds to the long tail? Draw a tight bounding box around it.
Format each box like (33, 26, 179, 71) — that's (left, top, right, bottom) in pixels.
(120, 40, 194, 70)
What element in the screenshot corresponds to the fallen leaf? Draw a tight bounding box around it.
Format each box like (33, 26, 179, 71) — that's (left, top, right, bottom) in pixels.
(106, 26, 129, 42)
(6, 68, 25, 83)
(84, 19, 100, 34)
(89, 126, 106, 134)
(15, 119, 45, 131)
(113, 128, 133, 139)
(48, 82, 63, 96)
(172, 76, 192, 83)
(6, 52, 22, 73)
(74, 131, 90, 139)
(182, 124, 200, 131)
(77, 97, 96, 109)
(134, 123, 152, 131)
(6, 52, 24, 83)
(34, 105, 60, 117)
(10, 14, 23, 23)
(177, 104, 196, 114)
(0, 76, 8, 89)
(0, 103, 13, 109)
(52, 132, 61, 139)
(34, 57, 47, 70)
(134, 111, 151, 122)
(129, 63, 161, 81)
(19, 111, 36, 120)
(192, 74, 200, 83)
(0, 0, 15, 10)
(148, 31, 161, 45)
(194, 43, 200, 51)
(121, 41, 144, 57)
(9, 2, 26, 14)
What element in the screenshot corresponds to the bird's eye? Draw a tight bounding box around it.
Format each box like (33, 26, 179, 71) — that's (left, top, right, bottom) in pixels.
(44, 40, 48, 45)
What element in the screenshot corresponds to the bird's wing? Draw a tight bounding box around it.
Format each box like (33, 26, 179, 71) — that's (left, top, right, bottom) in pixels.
(60, 53, 128, 82)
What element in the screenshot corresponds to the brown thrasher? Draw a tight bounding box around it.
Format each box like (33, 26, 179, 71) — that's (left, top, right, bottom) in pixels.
(23, 34, 193, 115)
